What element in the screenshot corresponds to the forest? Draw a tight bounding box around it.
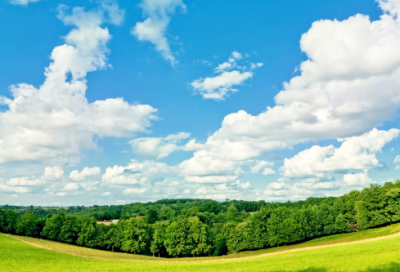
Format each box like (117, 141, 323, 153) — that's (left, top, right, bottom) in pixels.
(2, 181, 400, 258)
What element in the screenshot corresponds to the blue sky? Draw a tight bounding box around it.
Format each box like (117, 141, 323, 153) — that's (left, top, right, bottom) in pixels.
(1, 0, 400, 206)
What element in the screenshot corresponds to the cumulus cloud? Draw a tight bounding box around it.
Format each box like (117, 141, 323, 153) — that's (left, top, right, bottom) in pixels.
(250, 160, 274, 173)
(191, 52, 262, 100)
(0, 3, 156, 165)
(263, 177, 341, 201)
(9, 0, 41, 5)
(281, 128, 399, 178)
(262, 168, 276, 176)
(343, 170, 373, 186)
(69, 167, 101, 181)
(63, 182, 80, 191)
(123, 187, 148, 194)
(42, 166, 64, 180)
(179, 149, 243, 183)
(102, 159, 173, 185)
(0, 166, 64, 195)
(132, 0, 185, 65)
(194, 180, 252, 200)
(181, 1, 400, 188)
(130, 132, 190, 159)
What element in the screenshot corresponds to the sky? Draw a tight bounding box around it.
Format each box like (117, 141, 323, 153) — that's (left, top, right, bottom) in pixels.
(1, 0, 400, 206)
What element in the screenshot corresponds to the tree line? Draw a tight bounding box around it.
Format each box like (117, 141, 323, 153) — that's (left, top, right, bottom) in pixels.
(2, 181, 400, 257)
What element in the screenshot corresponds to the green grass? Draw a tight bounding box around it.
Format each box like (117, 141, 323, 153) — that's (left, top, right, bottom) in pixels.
(2, 224, 400, 271)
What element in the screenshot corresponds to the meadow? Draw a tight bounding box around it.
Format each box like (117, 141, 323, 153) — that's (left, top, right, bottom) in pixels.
(3, 223, 400, 271)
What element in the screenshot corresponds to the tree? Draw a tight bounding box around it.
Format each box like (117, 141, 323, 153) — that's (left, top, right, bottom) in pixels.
(4, 210, 19, 234)
(158, 205, 175, 220)
(385, 188, 400, 223)
(77, 217, 98, 248)
(119, 218, 150, 254)
(164, 217, 211, 257)
(0, 208, 5, 232)
(16, 212, 40, 237)
(150, 222, 166, 257)
(145, 208, 158, 224)
(58, 215, 81, 244)
(41, 212, 66, 240)
(226, 204, 239, 221)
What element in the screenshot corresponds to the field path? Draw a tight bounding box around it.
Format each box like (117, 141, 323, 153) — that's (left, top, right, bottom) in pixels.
(4, 231, 400, 263)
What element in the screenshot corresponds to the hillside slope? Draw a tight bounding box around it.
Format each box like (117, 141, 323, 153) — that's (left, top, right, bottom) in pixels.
(3, 224, 400, 271)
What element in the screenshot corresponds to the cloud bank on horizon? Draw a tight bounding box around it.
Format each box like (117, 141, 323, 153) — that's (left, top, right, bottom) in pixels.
(1, 0, 400, 205)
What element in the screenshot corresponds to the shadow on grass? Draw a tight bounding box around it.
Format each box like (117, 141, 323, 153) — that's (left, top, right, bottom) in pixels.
(280, 262, 400, 272)
(362, 261, 400, 271)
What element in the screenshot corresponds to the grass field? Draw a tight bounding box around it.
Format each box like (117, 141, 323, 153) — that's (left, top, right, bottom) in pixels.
(2, 224, 400, 271)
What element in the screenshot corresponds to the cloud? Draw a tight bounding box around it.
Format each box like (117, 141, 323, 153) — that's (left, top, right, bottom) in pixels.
(262, 168, 276, 176)
(0, 3, 156, 165)
(191, 52, 262, 100)
(343, 170, 373, 186)
(0, 166, 64, 195)
(9, 0, 41, 5)
(0, 184, 30, 193)
(132, 0, 186, 65)
(194, 180, 252, 200)
(251, 160, 274, 173)
(122, 187, 148, 194)
(263, 177, 341, 201)
(182, 1, 400, 185)
(130, 132, 190, 159)
(69, 167, 101, 181)
(63, 182, 80, 191)
(281, 128, 399, 178)
(42, 166, 64, 180)
(102, 159, 173, 185)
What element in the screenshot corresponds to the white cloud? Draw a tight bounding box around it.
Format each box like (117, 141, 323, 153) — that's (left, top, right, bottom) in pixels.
(42, 166, 64, 180)
(0, 4, 156, 165)
(79, 181, 99, 191)
(194, 180, 252, 200)
(63, 182, 80, 191)
(102, 159, 173, 185)
(251, 160, 274, 173)
(9, 0, 41, 5)
(132, 0, 186, 65)
(192, 52, 262, 100)
(179, 149, 243, 183)
(6, 177, 44, 187)
(102, 191, 112, 196)
(69, 167, 101, 181)
(262, 168, 276, 176)
(122, 188, 148, 194)
(130, 132, 190, 159)
(394, 155, 400, 169)
(263, 177, 340, 201)
(343, 170, 373, 186)
(282, 128, 399, 178)
(182, 2, 400, 185)
(1, 166, 64, 195)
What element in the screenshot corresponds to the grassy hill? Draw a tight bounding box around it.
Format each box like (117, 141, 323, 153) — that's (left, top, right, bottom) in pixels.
(3, 223, 400, 271)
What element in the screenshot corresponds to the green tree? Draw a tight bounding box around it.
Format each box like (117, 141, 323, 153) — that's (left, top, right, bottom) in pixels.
(77, 217, 98, 248)
(119, 218, 150, 254)
(16, 212, 40, 237)
(41, 212, 66, 240)
(150, 222, 166, 257)
(226, 204, 239, 221)
(0, 208, 5, 232)
(145, 208, 158, 224)
(164, 217, 211, 257)
(4, 210, 20, 234)
(58, 215, 81, 244)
